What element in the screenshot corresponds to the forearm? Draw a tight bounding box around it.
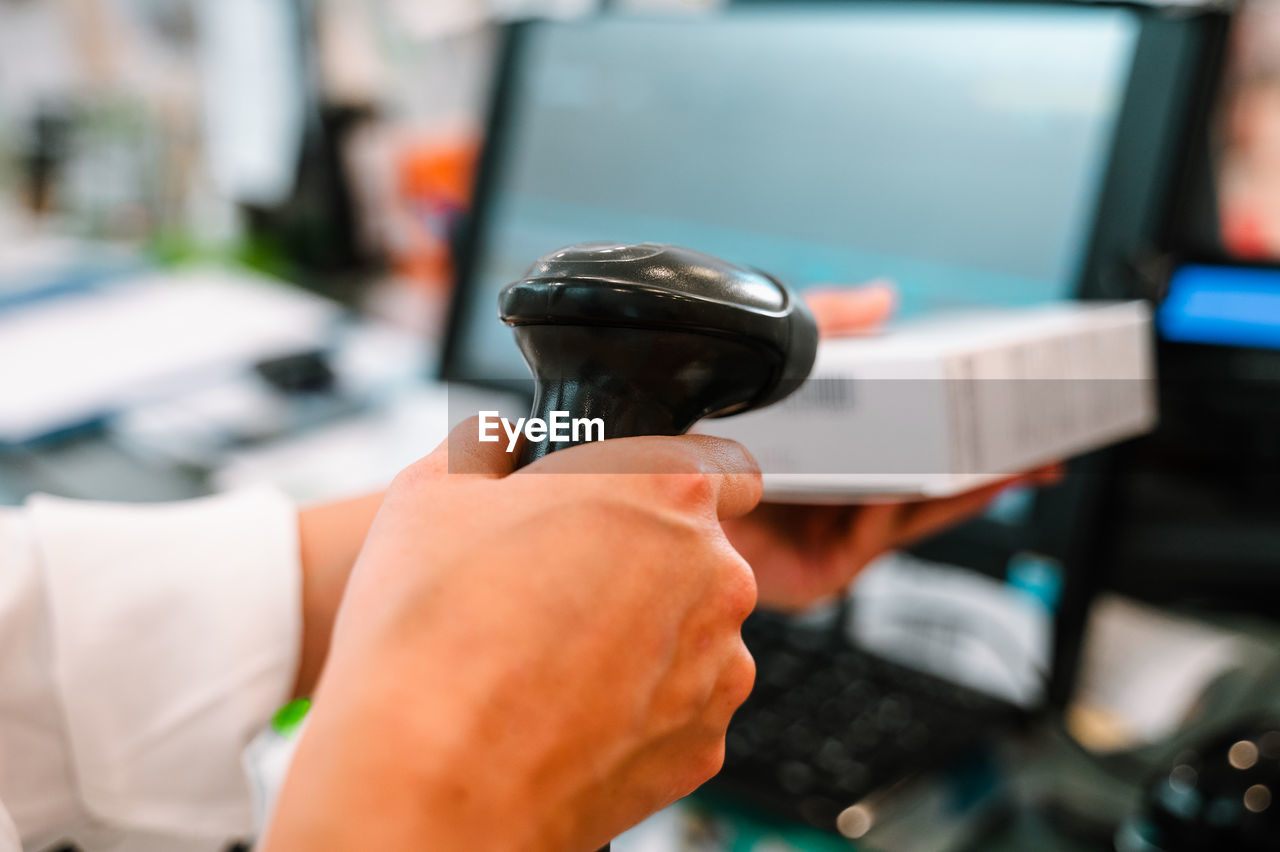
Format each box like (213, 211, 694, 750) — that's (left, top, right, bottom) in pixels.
(293, 491, 385, 698)
(264, 681, 561, 852)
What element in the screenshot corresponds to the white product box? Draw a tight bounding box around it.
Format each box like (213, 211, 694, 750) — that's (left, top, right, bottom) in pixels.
(700, 301, 1156, 502)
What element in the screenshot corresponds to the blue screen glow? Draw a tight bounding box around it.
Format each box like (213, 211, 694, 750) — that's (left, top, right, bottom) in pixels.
(1159, 264, 1280, 350)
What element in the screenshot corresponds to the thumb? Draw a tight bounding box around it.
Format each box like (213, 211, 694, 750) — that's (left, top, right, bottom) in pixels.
(414, 415, 520, 477)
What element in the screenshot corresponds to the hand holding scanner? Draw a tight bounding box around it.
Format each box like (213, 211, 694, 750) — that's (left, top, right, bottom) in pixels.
(499, 241, 816, 851)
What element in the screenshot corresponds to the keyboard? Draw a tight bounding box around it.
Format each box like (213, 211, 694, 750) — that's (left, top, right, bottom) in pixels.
(711, 610, 1025, 830)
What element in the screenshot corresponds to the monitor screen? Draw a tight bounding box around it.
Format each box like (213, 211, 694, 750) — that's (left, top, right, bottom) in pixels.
(449, 3, 1141, 382)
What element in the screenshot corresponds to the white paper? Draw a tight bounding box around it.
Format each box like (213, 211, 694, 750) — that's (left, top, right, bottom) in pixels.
(848, 552, 1052, 707)
(0, 268, 337, 444)
(1072, 595, 1248, 746)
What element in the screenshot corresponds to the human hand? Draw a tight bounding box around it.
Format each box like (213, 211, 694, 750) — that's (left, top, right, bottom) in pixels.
(266, 420, 762, 852)
(723, 466, 1062, 611)
(723, 282, 1064, 611)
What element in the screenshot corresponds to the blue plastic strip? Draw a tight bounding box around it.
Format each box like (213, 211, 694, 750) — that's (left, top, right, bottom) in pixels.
(1158, 264, 1280, 350)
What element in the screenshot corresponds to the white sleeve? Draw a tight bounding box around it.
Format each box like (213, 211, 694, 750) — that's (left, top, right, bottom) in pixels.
(0, 488, 301, 847)
(0, 803, 17, 852)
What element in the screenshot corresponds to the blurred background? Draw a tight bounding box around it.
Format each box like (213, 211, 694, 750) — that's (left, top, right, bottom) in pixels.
(4, 1, 1280, 851)
(1, 0, 1278, 497)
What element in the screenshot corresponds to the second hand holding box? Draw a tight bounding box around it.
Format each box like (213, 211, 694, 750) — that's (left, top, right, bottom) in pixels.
(700, 301, 1156, 502)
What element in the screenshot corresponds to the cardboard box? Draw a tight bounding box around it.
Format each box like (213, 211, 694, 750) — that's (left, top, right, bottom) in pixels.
(700, 301, 1155, 502)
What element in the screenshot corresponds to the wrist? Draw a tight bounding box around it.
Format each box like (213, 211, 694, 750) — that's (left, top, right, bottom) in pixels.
(273, 661, 568, 851)
(293, 491, 385, 698)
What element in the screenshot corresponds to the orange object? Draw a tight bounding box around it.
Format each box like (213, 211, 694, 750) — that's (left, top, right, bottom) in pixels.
(1222, 205, 1274, 260)
(395, 137, 479, 290)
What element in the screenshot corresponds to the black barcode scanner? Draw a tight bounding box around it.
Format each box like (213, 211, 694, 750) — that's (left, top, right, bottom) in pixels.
(499, 242, 819, 469)
(499, 242, 817, 851)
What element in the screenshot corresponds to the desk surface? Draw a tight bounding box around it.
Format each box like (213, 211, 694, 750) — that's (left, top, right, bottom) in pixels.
(0, 435, 209, 506)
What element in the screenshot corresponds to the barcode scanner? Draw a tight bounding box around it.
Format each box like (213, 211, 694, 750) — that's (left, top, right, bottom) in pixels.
(499, 242, 818, 852)
(499, 242, 819, 468)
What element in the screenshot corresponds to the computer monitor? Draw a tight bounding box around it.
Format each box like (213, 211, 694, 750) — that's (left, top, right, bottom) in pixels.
(442, 2, 1227, 707)
(443, 1, 1213, 390)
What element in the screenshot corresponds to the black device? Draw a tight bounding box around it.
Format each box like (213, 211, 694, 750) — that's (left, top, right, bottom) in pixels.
(1084, 0, 1280, 617)
(499, 242, 818, 466)
(1097, 259, 1280, 616)
(443, 0, 1231, 837)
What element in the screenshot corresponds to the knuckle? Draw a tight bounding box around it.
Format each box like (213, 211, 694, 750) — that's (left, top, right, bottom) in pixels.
(389, 459, 436, 493)
(724, 642, 757, 709)
(718, 556, 758, 623)
(692, 435, 761, 477)
(676, 740, 726, 797)
(657, 470, 716, 509)
(692, 740, 727, 787)
(740, 467, 765, 505)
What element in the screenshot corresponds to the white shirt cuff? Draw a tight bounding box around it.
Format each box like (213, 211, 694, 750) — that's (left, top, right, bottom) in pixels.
(27, 487, 300, 839)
